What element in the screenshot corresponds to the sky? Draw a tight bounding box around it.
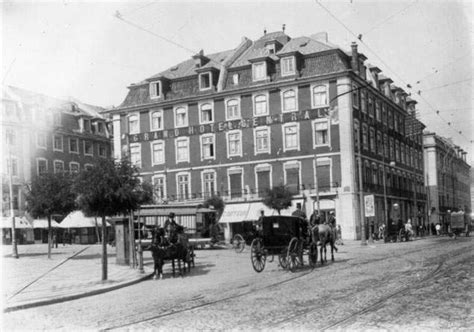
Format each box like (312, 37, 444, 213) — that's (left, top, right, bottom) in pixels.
(1, 0, 473, 160)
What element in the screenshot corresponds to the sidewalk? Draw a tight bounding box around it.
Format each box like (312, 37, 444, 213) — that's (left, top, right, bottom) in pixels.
(1, 244, 152, 312)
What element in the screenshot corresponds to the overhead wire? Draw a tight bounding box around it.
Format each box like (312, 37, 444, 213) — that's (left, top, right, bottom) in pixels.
(314, 0, 471, 147)
(418, 78, 472, 93)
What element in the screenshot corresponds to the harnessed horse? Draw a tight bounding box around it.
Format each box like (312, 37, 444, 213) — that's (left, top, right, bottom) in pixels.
(310, 222, 338, 264)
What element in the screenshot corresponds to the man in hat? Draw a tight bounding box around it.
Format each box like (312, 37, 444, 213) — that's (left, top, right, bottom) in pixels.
(164, 212, 178, 244)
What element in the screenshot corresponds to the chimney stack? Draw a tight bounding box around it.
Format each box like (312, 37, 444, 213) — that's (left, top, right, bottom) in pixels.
(351, 42, 359, 74)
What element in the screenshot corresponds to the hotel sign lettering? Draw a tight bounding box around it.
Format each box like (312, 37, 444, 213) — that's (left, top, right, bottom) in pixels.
(129, 107, 330, 143)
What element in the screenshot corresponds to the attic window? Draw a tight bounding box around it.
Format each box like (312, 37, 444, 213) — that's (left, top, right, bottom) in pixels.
(170, 66, 179, 71)
(199, 72, 212, 91)
(266, 44, 275, 54)
(300, 42, 308, 47)
(149, 81, 162, 99)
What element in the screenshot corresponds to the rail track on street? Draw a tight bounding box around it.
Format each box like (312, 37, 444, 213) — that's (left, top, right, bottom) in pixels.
(101, 238, 464, 331)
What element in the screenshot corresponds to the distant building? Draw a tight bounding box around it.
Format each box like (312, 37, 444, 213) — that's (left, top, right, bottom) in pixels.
(424, 132, 471, 230)
(108, 30, 426, 240)
(1, 86, 112, 229)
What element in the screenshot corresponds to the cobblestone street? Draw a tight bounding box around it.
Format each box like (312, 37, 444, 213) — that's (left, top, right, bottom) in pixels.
(3, 236, 473, 331)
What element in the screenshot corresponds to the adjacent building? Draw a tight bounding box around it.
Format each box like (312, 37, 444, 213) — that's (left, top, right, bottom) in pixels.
(1, 86, 112, 242)
(424, 132, 471, 231)
(108, 30, 426, 240)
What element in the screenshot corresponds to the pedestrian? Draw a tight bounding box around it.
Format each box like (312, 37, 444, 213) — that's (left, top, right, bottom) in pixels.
(309, 211, 321, 227)
(336, 224, 344, 245)
(435, 223, 441, 236)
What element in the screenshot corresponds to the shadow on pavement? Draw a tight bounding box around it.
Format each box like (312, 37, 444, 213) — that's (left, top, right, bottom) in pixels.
(71, 253, 116, 260)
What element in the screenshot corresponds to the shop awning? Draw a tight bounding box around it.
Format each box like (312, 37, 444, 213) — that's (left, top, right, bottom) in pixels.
(219, 203, 250, 223)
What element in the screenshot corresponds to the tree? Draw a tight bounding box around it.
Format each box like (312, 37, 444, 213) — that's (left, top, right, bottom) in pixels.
(25, 172, 76, 259)
(203, 195, 225, 221)
(263, 184, 293, 215)
(73, 159, 143, 280)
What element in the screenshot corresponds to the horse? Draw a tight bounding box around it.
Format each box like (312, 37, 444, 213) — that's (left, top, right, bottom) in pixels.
(311, 223, 338, 264)
(149, 226, 192, 279)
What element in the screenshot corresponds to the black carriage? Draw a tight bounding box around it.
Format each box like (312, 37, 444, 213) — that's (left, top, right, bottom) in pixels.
(249, 216, 318, 273)
(448, 211, 468, 239)
(231, 221, 258, 253)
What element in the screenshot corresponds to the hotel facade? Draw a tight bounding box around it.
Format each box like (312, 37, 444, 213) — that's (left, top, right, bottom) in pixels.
(109, 31, 426, 240)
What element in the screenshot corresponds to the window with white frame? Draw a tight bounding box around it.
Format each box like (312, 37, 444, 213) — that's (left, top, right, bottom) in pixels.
(151, 140, 165, 165)
(254, 127, 270, 154)
(281, 88, 297, 112)
(150, 110, 163, 131)
(227, 130, 242, 157)
(375, 101, 381, 122)
(69, 162, 80, 174)
(37, 158, 47, 175)
(377, 131, 383, 155)
(232, 73, 239, 85)
(281, 56, 295, 76)
(384, 134, 389, 158)
(202, 171, 216, 198)
(201, 134, 215, 160)
(401, 144, 405, 164)
(283, 123, 299, 151)
(394, 113, 399, 132)
(354, 120, 360, 151)
(255, 164, 271, 196)
(98, 144, 106, 157)
(177, 173, 190, 200)
(361, 90, 367, 113)
(6, 157, 18, 176)
(395, 141, 400, 162)
(53, 135, 63, 152)
(284, 162, 300, 195)
(174, 106, 188, 128)
(199, 102, 213, 123)
(389, 138, 394, 161)
(253, 94, 268, 116)
(228, 168, 243, 199)
(316, 158, 331, 190)
(128, 114, 139, 134)
(130, 144, 141, 167)
(54, 160, 64, 173)
(175, 137, 189, 163)
(369, 127, 375, 153)
(152, 175, 167, 202)
(313, 119, 329, 146)
(37, 132, 47, 149)
(352, 85, 359, 109)
(362, 124, 368, 150)
(69, 138, 78, 154)
(312, 85, 328, 107)
(84, 164, 94, 171)
(84, 141, 93, 156)
(149, 81, 161, 99)
(225, 98, 240, 120)
(199, 72, 212, 90)
(252, 62, 266, 81)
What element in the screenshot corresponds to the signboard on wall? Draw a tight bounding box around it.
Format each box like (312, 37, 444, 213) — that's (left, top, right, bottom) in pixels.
(364, 195, 375, 217)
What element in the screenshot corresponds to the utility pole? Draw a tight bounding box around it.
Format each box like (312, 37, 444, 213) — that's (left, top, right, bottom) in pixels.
(7, 141, 19, 258)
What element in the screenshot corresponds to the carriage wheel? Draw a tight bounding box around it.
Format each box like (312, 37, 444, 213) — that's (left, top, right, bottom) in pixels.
(287, 238, 300, 272)
(250, 238, 266, 273)
(233, 234, 245, 253)
(279, 248, 288, 269)
(309, 242, 318, 268)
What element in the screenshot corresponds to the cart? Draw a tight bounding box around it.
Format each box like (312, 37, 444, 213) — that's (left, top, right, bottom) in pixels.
(249, 216, 318, 273)
(449, 211, 468, 239)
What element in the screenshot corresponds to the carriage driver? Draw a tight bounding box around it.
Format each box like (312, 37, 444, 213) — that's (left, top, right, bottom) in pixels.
(164, 212, 179, 244)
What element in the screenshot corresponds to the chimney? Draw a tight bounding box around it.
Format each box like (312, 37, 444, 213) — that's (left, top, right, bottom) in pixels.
(192, 50, 205, 67)
(351, 42, 359, 74)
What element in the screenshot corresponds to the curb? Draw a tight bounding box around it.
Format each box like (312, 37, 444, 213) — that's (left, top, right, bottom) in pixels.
(3, 272, 154, 313)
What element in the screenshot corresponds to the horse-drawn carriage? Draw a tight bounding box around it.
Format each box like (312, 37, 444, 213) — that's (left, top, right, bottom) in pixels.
(448, 211, 469, 239)
(248, 216, 319, 273)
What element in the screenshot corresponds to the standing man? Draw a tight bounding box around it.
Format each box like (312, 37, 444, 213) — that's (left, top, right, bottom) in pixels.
(164, 212, 178, 243)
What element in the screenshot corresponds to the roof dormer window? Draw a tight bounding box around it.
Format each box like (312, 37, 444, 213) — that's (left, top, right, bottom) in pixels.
(281, 56, 296, 76)
(199, 72, 212, 91)
(266, 44, 275, 54)
(252, 61, 267, 82)
(149, 81, 162, 99)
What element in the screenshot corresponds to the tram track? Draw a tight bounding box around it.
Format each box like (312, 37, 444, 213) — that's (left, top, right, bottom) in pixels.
(101, 239, 470, 330)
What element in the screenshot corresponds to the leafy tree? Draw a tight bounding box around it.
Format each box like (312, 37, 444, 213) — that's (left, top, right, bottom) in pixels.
(263, 184, 293, 215)
(73, 159, 144, 280)
(203, 195, 225, 221)
(25, 172, 76, 258)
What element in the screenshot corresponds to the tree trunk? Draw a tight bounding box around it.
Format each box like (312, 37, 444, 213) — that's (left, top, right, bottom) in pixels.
(94, 217, 100, 243)
(47, 215, 52, 259)
(101, 215, 107, 281)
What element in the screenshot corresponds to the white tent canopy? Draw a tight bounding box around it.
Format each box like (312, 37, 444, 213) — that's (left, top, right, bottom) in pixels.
(32, 219, 60, 228)
(59, 211, 111, 228)
(219, 200, 303, 223)
(0, 216, 33, 229)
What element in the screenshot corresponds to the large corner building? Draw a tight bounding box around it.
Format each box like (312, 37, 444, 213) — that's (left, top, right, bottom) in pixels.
(109, 31, 426, 240)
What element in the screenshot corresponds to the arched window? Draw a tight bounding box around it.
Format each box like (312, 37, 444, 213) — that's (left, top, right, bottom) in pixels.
(226, 99, 240, 119)
(254, 94, 267, 116)
(312, 85, 327, 107)
(282, 89, 296, 112)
